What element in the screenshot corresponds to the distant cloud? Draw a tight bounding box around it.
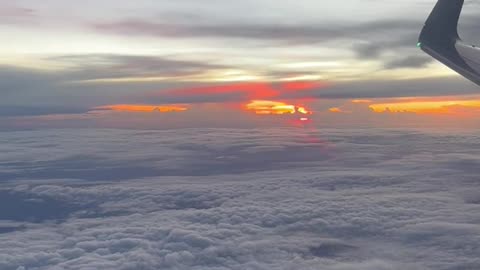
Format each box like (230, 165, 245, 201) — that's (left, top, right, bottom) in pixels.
(90, 16, 441, 72)
(94, 104, 188, 113)
(92, 19, 419, 45)
(310, 77, 479, 100)
(384, 55, 433, 70)
(0, 106, 88, 117)
(329, 107, 347, 113)
(0, 5, 35, 24)
(369, 99, 480, 115)
(46, 54, 228, 82)
(161, 81, 326, 102)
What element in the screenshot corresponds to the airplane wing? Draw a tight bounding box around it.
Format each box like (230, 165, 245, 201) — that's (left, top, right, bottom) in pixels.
(419, 0, 480, 86)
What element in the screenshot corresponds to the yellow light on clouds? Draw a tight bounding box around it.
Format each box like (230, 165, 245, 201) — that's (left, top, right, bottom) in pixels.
(370, 100, 480, 114)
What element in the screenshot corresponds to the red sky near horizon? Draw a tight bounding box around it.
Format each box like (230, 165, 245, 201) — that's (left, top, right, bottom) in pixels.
(11, 80, 477, 129)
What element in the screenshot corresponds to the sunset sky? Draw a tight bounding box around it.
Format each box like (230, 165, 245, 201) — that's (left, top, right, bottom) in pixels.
(2, 0, 480, 129)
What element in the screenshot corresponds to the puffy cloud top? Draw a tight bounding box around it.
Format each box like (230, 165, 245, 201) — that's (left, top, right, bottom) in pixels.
(0, 128, 480, 269)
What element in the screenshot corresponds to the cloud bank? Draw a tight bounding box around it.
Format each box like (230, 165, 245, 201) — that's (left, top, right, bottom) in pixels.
(0, 128, 479, 269)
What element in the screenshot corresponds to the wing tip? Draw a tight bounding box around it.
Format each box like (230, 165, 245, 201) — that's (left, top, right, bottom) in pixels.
(419, 0, 464, 47)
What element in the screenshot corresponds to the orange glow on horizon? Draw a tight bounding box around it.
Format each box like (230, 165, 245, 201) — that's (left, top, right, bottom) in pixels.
(370, 100, 480, 114)
(352, 99, 373, 104)
(96, 104, 188, 113)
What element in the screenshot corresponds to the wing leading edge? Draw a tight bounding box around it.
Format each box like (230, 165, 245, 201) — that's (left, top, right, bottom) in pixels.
(419, 0, 480, 86)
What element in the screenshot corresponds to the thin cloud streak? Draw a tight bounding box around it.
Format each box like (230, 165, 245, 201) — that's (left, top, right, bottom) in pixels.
(94, 104, 189, 113)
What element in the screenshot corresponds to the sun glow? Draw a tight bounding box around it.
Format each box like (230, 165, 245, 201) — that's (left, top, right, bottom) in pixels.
(246, 100, 295, 115)
(245, 100, 312, 116)
(297, 107, 310, 114)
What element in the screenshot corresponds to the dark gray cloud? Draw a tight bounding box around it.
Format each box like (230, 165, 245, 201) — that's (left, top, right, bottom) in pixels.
(0, 66, 56, 95)
(0, 55, 225, 94)
(0, 190, 83, 222)
(70, 4, 480, 80)
(1, 128, 480, 269)
(384, 55, 433, 69)
(350, 10, 480, 65)
(47, 54, 227, 81)
(0, 55, 225, 116)
(0, 106, 88, 117)
(90, 13, 476, 67)
(352, 33, 421, 60)
(92, 19, 419, 45)
(309, 77, 480, 99)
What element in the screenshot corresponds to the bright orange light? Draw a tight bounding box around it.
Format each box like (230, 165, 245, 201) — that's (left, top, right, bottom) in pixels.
(245, 100, 313, 116)
(95, 104, 188, 113)
(329, 107, 343, 113)
(369, 100, 480, 114)
(352, 99, 373, 104)
(297, 106, 311, 114)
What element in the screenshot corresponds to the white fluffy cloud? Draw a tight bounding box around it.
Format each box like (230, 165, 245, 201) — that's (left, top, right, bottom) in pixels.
(0, 128, 479, 269)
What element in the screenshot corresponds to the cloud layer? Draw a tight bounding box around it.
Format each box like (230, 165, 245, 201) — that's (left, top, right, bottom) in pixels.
(1, 128, 480, 269)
